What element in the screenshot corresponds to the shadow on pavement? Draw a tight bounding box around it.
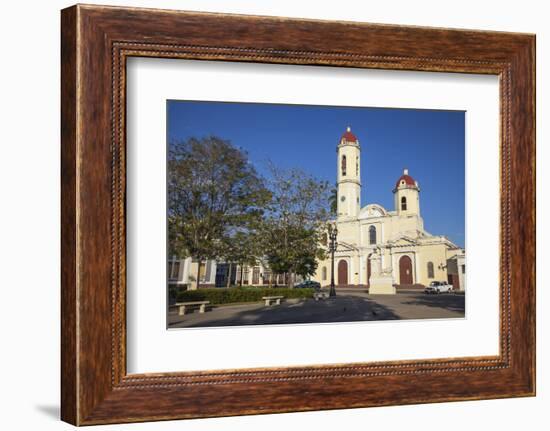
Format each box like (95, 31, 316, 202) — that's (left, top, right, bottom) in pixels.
(400, 294, 465, 313)
(176, 295, 400, 328)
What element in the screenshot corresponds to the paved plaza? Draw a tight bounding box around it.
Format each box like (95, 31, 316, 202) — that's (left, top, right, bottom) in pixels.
(168, 289, 465, 328)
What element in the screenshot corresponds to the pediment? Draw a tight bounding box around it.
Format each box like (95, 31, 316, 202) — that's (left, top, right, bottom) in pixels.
(390, 235, 419, 247)
(359, 203, 388, 219)
(336, 241, 359, 252)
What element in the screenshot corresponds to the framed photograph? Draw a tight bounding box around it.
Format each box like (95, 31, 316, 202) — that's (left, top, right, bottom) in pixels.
(61, 4, 535, 425)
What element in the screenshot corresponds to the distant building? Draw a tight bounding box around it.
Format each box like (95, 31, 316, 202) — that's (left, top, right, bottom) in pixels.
(168, 258, 299, 289)
(446, 250, 466, 291)
(311, 127, 465, 291)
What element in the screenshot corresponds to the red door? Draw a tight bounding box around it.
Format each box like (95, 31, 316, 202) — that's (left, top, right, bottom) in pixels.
(399, 255, 413, 285)
(448, 274, 459, 291)
(338, 260, 348, 286)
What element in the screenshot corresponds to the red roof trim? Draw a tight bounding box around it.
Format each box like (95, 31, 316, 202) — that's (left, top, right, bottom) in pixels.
(341, 131, 358, 142)
(395, 174, 416, 189)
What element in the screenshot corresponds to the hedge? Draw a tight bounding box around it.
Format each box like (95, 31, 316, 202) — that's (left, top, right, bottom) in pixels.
(175, 287, 315, 305)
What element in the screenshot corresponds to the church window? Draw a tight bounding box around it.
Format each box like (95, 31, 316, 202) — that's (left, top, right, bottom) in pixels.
(356, 156, 359, 175)
(322, 266, 327, 281)
(427, 262, 435, 279)
(341, 155, 347, 176)
(401, 196, 407, 210)
(369, 225, 377, 245)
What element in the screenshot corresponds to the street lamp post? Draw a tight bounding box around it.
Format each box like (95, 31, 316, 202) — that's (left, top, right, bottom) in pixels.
(327, 222, 338, 297)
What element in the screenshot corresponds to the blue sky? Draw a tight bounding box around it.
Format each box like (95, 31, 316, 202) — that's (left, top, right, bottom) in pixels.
(167, 100, 465, 247)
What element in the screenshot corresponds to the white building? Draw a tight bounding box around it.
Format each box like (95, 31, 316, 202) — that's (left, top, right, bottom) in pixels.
(168, 257, 297, 289)
(311, 127, 465, 291)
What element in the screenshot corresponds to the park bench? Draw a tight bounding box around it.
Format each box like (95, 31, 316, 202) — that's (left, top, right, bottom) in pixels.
(262, 296, 284, 306)
(174, 301, 210, 316)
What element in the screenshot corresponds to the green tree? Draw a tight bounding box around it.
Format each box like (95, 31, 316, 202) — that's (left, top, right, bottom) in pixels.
(260, 164, 330, 287)
(328, 185, 338, 216)
(220, 229, 263, 287)
(168, 136, 269, 290)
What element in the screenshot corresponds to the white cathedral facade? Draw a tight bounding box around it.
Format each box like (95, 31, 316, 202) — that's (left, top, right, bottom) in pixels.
(310, 127, 465, 292)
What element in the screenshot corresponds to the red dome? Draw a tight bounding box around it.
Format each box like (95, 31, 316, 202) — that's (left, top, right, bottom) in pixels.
(341, 126, 358, 143)
(395, 169, 417, 189)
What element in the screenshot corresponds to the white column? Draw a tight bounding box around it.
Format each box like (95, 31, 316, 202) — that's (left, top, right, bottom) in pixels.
(210, 261, 217, 285)
(414, 251, 420, 284)
(358, 253, 364, 285)
(182, 257, 192, 283)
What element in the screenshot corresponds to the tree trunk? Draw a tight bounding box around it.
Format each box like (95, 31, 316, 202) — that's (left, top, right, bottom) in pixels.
(239, 263, 244, 287)
(226, 263, 232, 288)
(195, 260, 201, 290)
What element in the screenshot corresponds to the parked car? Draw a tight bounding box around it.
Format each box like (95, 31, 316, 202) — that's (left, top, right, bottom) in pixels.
(294, 280, 321, 290)
(424, 281, 453, 294)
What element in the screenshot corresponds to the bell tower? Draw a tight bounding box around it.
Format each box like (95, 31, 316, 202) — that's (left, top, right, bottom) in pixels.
(393, 168, 420, 216)
(337, 126, 361, 219)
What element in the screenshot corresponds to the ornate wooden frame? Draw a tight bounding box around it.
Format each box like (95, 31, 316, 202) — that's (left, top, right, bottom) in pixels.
(61, 4, 536, 426)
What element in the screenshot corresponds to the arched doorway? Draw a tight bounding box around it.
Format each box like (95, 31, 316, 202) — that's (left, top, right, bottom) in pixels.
(338, 260, 348, 286)
(366, 254, 372, 287)
(399, 255, 413, 285)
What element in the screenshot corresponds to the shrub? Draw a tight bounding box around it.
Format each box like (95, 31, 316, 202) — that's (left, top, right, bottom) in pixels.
(175, 286, 315, 305)
(168, 284, 188, 305)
